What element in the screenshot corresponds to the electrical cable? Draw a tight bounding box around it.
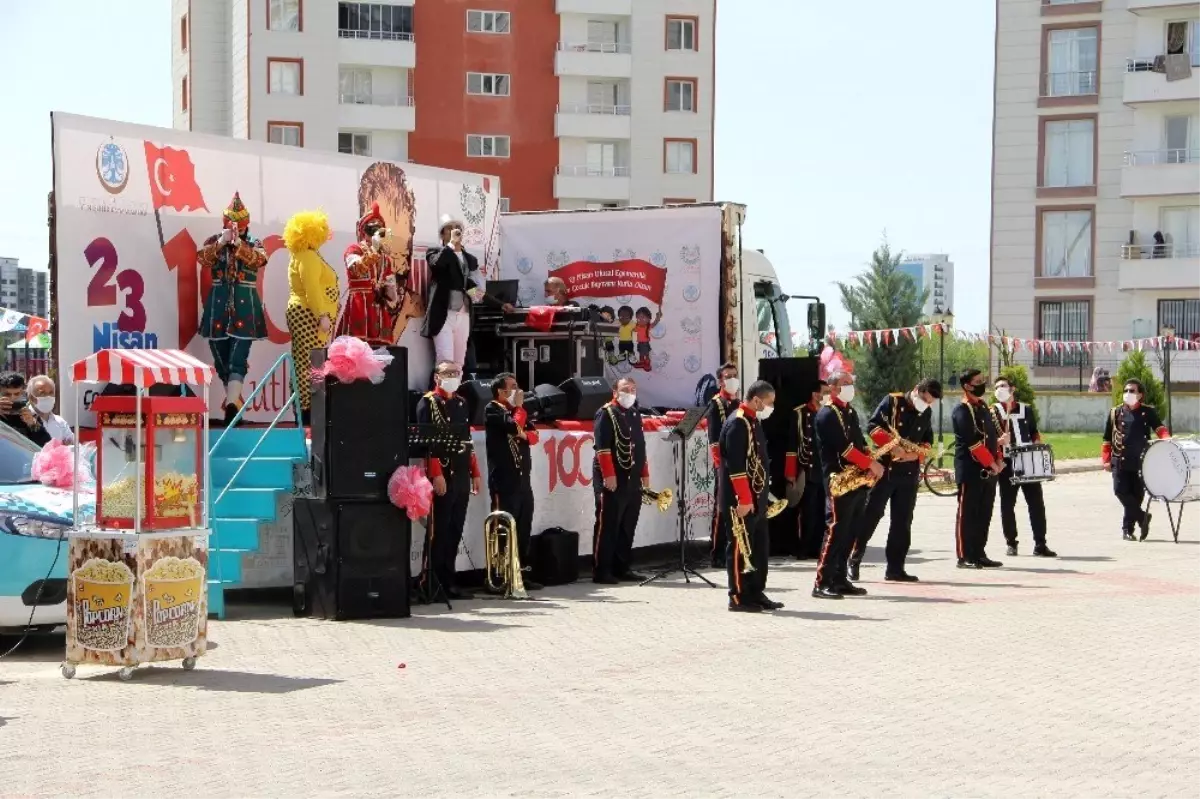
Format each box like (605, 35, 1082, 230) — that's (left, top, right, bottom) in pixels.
(0, 526, 67, 660)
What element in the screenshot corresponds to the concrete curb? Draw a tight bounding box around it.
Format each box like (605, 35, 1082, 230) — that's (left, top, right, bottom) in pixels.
(1057, 459, 1104, 475)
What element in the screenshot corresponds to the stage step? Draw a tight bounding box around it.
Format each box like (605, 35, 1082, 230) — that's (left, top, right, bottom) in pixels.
(210, 456, 294, 488)
(207, 426, 307, 459)
(213, 487, 279, 520)
(210, 517, 260, 552)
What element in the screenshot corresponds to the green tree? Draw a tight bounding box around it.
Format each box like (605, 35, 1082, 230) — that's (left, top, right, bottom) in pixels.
(837, 241, 927, 410)
(998, 363, 1038, 426)
(1111, 350, 1168, 419)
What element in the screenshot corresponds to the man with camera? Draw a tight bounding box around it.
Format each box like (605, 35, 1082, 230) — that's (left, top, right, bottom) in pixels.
(0, 372, 51, 446)
(484, 373, 543, 591)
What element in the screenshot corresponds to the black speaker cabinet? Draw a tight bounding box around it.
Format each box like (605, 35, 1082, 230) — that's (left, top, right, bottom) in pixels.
(311, 346, 409, 500)
(532, 528, 580, 586)
(558, 376, 611, 421)
(292, 497, 411, 620)
(758, 357, 821, 483)
(458, 379, 493, 426)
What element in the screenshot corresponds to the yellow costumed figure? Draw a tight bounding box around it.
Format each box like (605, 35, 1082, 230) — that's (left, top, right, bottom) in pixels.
(283, 210, 340, 423)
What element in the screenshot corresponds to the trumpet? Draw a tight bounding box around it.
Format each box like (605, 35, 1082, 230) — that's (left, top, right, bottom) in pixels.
(484, 510, 527, 600)
(729, 513, 755, 574)
(641, 487, 674, 512)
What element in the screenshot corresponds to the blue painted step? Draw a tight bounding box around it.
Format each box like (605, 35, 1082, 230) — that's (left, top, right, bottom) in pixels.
(208, 427, 307, 459)
(214, 487, 279, 520)
(208, 581, 225, 619)
(207, 548, 245, 586)
(211, 456, 294, 488)
(209, 517, 260, 551)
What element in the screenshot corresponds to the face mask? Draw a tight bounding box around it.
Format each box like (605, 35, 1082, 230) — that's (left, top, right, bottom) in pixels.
(35, 396, 55, 414)
(757, 404, 774, 420)
(995, 386, 1012, 403)
(439, 377, 461, 393)
(506, 390, 518, 405)
(911, 392, 929, 413)
(1123, 392, 1139, 407)
(838, 385, 856, 403)
(968, 383, 987, 398)
(723, 378, 740, 394)
(617, 392, 636, 409)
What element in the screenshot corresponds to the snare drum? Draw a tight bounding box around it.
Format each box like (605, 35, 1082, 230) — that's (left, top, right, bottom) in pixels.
(1009, 443, 1056, 484)
(1141, 437, 1200, 503)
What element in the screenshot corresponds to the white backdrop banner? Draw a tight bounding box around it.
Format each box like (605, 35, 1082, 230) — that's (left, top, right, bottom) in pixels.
(498, 206, 723, 409)
(52, 112, 501, 424)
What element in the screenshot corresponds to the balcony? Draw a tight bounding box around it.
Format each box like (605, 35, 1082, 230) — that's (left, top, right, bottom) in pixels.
(1038, 70, 1098, 105)
(1120, 150, 1200, 197)
(1041, 0, 1104, 14)
(555, 104, 631, 139)
(338, 29, 415, 69)
(1124, 55, 1200, 104)
(1127, 0, 1200, 17)
(1119, 242, 1200, 291)
(554, 165, 631, 202)
(555, 42, 632, 79)
(556, 0, 633, 13)
(337, 93, 415, 132)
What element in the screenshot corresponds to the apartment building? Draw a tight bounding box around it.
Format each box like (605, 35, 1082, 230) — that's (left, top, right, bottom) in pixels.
(0, 257, 48, 319)
(898, 254, 956, 318)
(172, 0, 715, 212)
(991, 0, 1200, 376)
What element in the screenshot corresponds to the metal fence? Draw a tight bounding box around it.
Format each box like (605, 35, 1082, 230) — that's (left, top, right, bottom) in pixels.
(913, 348, 1200, 394)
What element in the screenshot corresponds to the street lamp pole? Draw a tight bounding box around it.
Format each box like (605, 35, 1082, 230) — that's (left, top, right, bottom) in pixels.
(1162, 325, 1175, 432)
(933, 308, 954, 459)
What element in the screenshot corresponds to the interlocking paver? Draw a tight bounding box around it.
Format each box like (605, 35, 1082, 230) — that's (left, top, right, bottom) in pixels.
(1, 472, 1197, 798)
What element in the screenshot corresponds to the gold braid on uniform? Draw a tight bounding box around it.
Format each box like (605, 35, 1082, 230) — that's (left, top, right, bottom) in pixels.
(1110, 407, 1126, 458)
(606, 406, 635, 471)
(741, 416, 768, 495)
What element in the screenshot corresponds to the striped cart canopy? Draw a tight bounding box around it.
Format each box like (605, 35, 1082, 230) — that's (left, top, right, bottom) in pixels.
(71, 348, 216, 388)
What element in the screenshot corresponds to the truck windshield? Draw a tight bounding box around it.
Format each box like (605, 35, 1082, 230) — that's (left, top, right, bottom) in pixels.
(754, 282, 795, 358)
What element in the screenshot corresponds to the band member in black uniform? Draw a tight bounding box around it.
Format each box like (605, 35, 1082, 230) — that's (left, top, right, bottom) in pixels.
(785, 378, 827, 559)
(416, 361, 482, 602)
(592, 377, 651, 584)
(812, 371, 882, 599)
(705, 362, 740, 568)
(484, 372, 543, 590)
(992, 377, 1057, 557)
(952, 369, 1005, 569)
(722, 380, 782, 612)
(848, 378, 940, 582)
(1102, 379, 1170, 541)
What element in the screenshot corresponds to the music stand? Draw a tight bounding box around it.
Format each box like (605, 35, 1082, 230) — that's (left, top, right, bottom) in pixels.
(408, 422, 472, 610)
(640, 406, 716, 588)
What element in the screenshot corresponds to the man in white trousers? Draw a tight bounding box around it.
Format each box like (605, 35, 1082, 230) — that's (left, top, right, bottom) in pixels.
(421, 214, 485, 370)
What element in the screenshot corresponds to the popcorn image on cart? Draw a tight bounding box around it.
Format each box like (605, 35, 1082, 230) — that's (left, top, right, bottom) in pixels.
(142, 556, 206, 648)
(71, 558, 135, 652)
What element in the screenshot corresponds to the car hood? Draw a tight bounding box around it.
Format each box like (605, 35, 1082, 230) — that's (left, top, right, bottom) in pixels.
(0, 482, 96, 527)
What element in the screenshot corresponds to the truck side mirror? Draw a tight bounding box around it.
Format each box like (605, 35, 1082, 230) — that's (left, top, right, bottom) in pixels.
(807, 302, 825, 347)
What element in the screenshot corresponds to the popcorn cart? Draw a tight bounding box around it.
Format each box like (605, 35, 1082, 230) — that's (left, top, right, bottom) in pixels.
(61, 349, 215, 681)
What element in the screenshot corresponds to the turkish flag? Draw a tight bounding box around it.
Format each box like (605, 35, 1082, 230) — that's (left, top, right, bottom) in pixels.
(549, 259, 667, 305)
(143, 142, 208, 212)
(24, 316, 49, 341)
(525, 306, 558, 332)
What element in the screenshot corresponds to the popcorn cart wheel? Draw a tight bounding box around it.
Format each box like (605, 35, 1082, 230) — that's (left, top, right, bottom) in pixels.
(182, 656, 197, 671)
(118, 666, 135, 681)
(61, 663, 76, 679)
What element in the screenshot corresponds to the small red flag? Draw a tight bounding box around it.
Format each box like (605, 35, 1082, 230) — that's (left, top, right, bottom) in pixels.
(144, 142, 208, 212)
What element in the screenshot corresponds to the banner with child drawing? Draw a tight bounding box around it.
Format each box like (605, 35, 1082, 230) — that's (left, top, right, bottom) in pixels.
(498, 206, 722, 409)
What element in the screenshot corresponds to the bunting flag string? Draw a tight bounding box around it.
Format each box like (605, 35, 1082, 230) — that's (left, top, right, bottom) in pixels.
(823, 324, 1200, 353)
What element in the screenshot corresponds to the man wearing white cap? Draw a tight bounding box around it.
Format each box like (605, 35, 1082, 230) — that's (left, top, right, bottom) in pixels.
(422, 214, 484, 368)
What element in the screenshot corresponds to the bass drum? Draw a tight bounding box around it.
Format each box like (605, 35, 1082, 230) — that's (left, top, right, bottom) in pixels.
(1141, 437, 1200, 503)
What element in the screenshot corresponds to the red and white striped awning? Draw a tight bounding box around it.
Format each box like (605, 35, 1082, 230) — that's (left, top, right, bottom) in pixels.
(71, 349, 216, 388)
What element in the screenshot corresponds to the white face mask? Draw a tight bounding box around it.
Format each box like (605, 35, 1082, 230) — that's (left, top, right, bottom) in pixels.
(1123, 392, 1139, 407)
(995, 386, 1012, 403)
(617, 392, 636, 409)
(35, 396, 56, 414)
(838, 385, 856, 403)
(439, 377, 461, 393)
(757, 404, 774, 420)
(910, 392, 929, 413)
(506, 390, 518, 405)
(722, 377, 740, 395)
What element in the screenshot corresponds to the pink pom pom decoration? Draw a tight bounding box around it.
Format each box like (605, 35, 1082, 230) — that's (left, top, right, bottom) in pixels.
(388, 464, 434, 521)
(818, 345, 855, 382)
(31, 440, 96, 490)
(310, 335, 395, 385)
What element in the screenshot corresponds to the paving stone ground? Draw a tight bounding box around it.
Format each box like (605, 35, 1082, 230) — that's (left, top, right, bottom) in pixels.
(2, 471, 1198, 799)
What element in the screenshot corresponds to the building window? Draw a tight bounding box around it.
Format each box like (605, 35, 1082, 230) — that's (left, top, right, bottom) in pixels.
(268, 0, 301, 31)
(664, 139, 696, 174)
(665, 78, 697, 112)
(268, 122, 303, 147)
(1040, 208, 1093, 277)
(586, 142, 620, 175)
(338, 2, 413, 40)
(467, 73, 511, 97)
(339, 68, 373, 104)
(467, 135, 510, 158)
(1160, 206, 1200, 257)
(1043, 27, 1098, 97)
(268, 59, 303, 95)
(1165, 20, 1200, 68)
(1043, 118, 1094, 187)
(499, 197, 511, 213)
(180, 14, 188, 50)
(1158, 299, 1200, 341)
(666, 17, 697, 51)
(181, 77, 188, 111)
(338, 132, 372, 156)
(1163, 115, 1199, 164)
(467, 10, 510, 33)
(1037, 300, 1091, 366)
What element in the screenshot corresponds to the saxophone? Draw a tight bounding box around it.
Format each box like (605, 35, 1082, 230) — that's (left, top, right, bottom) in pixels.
(641, 487, 674, 512)
(484, 510, 527, 599)
(829, 437, 900, 498)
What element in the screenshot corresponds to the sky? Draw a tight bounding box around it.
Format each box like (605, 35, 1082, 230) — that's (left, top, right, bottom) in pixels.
(0, 0, 994, 333)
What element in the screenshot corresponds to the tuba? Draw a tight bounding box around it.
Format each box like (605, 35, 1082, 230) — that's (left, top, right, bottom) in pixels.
(641, 487, 674, 512)
(484, 510, 527, 600)
(729, 513, 755, 573)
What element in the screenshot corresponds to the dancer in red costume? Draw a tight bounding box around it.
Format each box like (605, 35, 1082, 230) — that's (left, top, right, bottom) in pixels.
(336, 202, 401, 345)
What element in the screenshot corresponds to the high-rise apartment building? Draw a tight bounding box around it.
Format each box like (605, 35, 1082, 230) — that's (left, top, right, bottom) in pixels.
(172, 0, 715, 212)
(898, 253, 955, 318)
(991, 0, 1200, 376)
(0, 257, 49, 319)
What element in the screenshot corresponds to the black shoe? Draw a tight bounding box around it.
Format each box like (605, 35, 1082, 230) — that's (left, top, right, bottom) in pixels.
(885, 572, 919, 582)
(978, 557, 1004, 568)
(847, 559, 862, 582)
(447, 588, 476, 600)
(757, 595, 785, 610)
(836, 582, 868, 596)
(223, 402, 241, 426)
(1123, 531, 1136, 541)
(618, 571, 648, 582)
(1031, 545, 1057, 558)
(1139, 513, 1152, 542)
(811, 585, 844, 599)
(1006, 544, 1018, 557)
(957, 559, 983, 569)
(729, 600, 763, 613)
(592, 574, 620, 585)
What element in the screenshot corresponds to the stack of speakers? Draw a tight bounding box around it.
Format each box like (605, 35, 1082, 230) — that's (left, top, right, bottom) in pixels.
(293, 346, 413, 620)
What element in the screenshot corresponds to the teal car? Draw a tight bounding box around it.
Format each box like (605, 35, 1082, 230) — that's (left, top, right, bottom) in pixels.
(0, 422, 95, 632)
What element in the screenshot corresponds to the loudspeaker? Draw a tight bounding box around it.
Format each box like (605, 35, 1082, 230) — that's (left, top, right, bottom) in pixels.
(292, 497, 411, 620)
(311, 346, 409, 500)
(458, 379, 494, 426)
(531, 528, 580, 586)
(558, 376, 611, 421)
(757, 357, 821, 483)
